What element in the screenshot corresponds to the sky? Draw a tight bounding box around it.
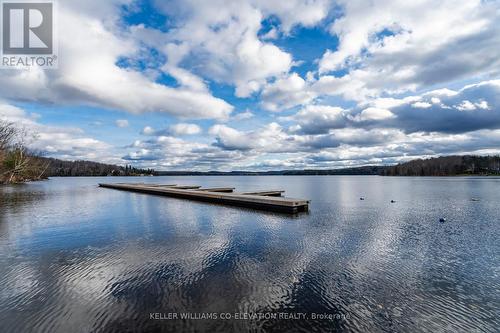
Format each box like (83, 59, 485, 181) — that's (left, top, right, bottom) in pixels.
(1, 0, 500, 171)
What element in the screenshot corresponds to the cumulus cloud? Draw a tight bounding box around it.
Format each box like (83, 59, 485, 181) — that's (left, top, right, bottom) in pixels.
(122, 134, 247, 170)
(261, 73, 316, 111)
(141, 126, 156, 135)
(255, 0, 331, 33)
(259, 1, 500, 111)
(303, 128, 403, 149)
(318, 0, 500, 96)
(354, 108, 395, 122)
(115, 119, 129, 128)
(209, 125, 258, 151)
(412, 102, 432, 109)
(144, 0, 331, 99)
(231, 110, 254, 121)
(169, 123, 202, 136)
(141, 123, 201, 136)
(209, 123, 295, 152)
(122, 149, 162, 161)
(455, 100, 489, 112)
(0, 0, 233, 120)
(154, 0, 299, 98)
(289, 105, 349, 134)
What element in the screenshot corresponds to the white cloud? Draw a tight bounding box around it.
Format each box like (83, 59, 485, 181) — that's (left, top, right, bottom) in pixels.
(455, 99, 490, 112)
(261, 28, 279, 40)
(147, 0, 330, 99)
(354, 108, 395, 122)
(141, 126, 155, 135)
(141, 123, 201, 136)
(289, 105, 348, 134)
(0, 0, 233, 120)
(475, 100, 489, 110)
(262, 71, 383, 111)
(123, 133, 247, 170)
(261, 73, 316, 111)
(209, 122, 293, 152)
(209, 125, 257, 151)
(456, 100, 477, 112)
(303, 128, 404, 149)
(412, 102, 432, 109)
(154, 0, 296, 98)
(255, 0, 330, 33)
(169, 123, 202, 136)
(231, 110, 254, 121)
(122, 148, 160, 161)
(0, 103, 26, 119)
(115, 119, 129, 128)
(317, 0, 500, 99)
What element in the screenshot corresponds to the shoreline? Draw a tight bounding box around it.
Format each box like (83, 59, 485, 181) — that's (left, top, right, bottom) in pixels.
(2, 174, 498, 183)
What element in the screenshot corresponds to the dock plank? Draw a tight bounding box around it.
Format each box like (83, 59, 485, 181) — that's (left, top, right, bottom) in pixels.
(196, 187, 235, 192)
(171, 185, 201, 189)
(240, 190, 285, 197)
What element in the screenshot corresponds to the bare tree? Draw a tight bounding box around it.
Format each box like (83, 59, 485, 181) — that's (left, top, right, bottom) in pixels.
(0, 121, 49, 184)
(0, 121, 16, 150)
(0, 121, 16, 176)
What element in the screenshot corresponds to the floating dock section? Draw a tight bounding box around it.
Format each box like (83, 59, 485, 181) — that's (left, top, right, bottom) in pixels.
(99, 183, 309, 213)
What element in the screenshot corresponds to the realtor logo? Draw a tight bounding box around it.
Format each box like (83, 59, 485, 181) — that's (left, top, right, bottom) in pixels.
(1, 0, 57, 68)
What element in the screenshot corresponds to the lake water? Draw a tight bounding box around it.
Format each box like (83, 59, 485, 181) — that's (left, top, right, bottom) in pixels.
(0, 176, 498, 332)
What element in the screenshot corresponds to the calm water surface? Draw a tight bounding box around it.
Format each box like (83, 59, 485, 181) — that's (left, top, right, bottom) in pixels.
(0, 176, 499, 332)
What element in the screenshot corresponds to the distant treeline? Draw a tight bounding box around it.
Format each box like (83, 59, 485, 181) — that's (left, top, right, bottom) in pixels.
(381, 155, 500, 176)
(156, 157, 500, 177)
(155, 166, 385, 176)
(41, 158, 155, 177)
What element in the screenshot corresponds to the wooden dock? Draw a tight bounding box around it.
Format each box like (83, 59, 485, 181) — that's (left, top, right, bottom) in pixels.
(99, 183, 309, 213)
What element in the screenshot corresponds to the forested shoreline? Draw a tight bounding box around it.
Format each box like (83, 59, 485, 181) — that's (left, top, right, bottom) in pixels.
(381, 155, 500, 176)
(42, 158, 154, 177)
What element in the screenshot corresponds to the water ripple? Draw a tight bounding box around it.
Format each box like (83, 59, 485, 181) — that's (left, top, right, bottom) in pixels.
(1, 176, 499, 332)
